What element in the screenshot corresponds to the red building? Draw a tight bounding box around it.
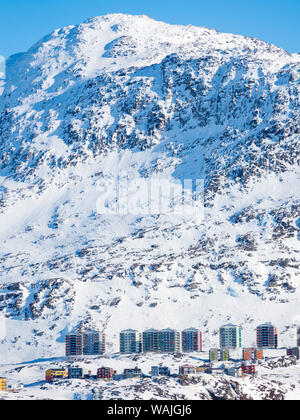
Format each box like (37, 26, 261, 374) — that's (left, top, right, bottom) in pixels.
(97, 367, 115, 380)
(241, 365, 256, 375)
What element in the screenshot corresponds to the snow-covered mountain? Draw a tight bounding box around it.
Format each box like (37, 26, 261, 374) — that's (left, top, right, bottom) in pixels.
(0, 13, 299, 377)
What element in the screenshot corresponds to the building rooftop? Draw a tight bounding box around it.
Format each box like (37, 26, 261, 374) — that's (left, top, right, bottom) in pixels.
(160, 328, 179, 333)
(182, 328, 200, 332)
(220, 324, 241, 328)
(120, 329, 139, 333)
(143, 329, 159, 333)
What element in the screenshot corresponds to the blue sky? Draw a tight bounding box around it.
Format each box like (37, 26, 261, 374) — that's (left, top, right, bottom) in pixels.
(0, 0, 299, 58)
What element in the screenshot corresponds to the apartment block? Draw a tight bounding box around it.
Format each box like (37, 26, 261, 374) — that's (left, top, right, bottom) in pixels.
(209, 348, 230, 362)
(256, 323, 278, 348)
(120, 329, 142, 354)
(83, 331, 105, 355)
(158, 329, 181, 353)
(143, 329, 159, 353)
(181, 328, 202, 352)
(65, 333, 83, 357)
(66, 331, 105, 356)
(243, 348, 264, 361)
(219, 324, 242, 349)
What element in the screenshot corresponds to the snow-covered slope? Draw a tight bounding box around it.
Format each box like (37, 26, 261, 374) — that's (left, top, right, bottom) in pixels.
(0, 13, 299, 379)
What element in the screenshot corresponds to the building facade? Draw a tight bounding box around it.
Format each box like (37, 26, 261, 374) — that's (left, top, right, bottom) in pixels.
(97, 367, 115, 380)
(68, 368, 83, 379)
(0, 378, 8, 392)
(83, 331, 105, 355)
(143, 329, 160, 353)
(179, 365, 196, 376)
(66, 331, 105, 356)
(120, 330, 142, 354)
(123, 367, 142, 379)
(241, 365, 256, 376)
(151, 366, 170, 376)
(256, 323, 278, 348)
(158, 329, 181, 353)
(65, 333, 83, 357)
(219, 324, 242, 349)
(243, 348, 264, 361)
(210, 348, 230, 362)
(45, 369, 68, 382)
(181, 328, 202, 352)
(287, 347, 300, 360)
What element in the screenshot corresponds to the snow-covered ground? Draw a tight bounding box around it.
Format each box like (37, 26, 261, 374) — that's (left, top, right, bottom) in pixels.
(0, 352, 300, 400)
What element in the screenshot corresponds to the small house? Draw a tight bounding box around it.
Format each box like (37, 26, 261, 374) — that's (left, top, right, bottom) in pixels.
(241, 365, 256, 376)
(97, 367, 116, 380)
(123, 367, 142, 379)
(151, 366, 170, 376)
(68, 368, 83, 379)
(179, 365, 196, 376)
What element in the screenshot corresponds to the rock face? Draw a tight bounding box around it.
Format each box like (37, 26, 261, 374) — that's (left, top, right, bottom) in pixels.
(0, 14, 299, 365)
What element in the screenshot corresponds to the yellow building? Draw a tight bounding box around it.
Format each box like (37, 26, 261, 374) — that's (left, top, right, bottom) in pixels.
(45, 369, 67, 382)
(0, 378, 8, 392)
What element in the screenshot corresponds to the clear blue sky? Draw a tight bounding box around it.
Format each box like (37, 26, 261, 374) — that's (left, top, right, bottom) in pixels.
(0, 0, 299, 58)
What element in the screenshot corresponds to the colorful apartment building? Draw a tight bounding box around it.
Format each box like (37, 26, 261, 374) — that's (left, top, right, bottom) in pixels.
(97, 367, 115, 380)
(158, 329, 181, 353)
(0, 378, 8, 392)
(45, 369, 68, 382)
(181, 328, 202, 352)
(120, 329, 142, 353)
(256, 323, 278, 348)
(209, 348, 230, 362)
(243, 348, 264, 361)
(143, 329, 160, 352)
(220, 324, 242, 349)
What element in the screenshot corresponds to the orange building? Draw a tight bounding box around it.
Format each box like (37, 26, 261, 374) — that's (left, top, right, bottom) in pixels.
(243, 348, 263, 361)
